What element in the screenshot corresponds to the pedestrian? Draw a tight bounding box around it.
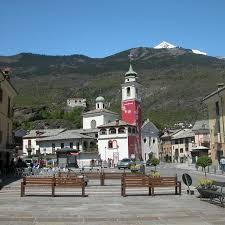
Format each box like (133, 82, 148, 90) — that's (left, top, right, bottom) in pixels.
(220, 157, 225, 172)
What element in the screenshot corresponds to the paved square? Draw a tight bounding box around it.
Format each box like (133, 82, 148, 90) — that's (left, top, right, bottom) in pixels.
(0, 179, 225, 225)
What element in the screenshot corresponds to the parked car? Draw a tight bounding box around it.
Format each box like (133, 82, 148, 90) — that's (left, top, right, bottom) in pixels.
(117, 158, 133, 170)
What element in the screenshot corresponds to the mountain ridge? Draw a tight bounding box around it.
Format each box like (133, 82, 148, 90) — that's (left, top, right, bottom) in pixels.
(1, 46, 225, 127)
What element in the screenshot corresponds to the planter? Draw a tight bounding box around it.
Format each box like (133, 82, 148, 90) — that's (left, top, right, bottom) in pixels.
(196, 187, 217, 198)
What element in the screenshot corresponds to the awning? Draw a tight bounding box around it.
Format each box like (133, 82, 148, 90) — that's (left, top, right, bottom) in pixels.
(192, 146, 209, 151)
(70, 152, 80, 156)
(56, 148, 80, 153)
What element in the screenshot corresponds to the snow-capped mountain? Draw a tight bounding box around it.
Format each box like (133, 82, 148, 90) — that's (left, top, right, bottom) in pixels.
(154, 41, 207, 56)
(154, 41, 176, 49)
(192, 49, 207, 55)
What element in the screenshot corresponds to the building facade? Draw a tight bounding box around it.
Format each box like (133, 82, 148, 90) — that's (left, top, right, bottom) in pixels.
(67, 98, 86, 108)
(0, 68, 17, 168)
(98, 120, 137, 164)
(203, 84, 225, 164)
(141, 119, 160, 160)
(82, 96, 118, 130)
(171, 129, 195, 163)
(23, 129, 65, 156)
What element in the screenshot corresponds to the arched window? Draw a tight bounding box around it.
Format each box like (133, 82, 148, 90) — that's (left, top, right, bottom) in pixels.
(108, 140, 113, 149)
(128, 127, 132, 134)
(143, 138, 147, 143)
(113, 140, 118, 148)
(118, 127, 125, 134)
(100, 128, 107, 135)
(83, 141, 88, 150)
(127, 87, 131, 97)
(109, 128, 116, 134)
(91, 120, 96, 129)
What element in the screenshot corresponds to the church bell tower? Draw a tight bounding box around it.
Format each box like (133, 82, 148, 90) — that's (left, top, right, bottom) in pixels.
(121, 64, 142, 158)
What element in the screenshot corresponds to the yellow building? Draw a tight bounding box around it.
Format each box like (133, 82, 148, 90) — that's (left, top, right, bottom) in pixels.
(203, 84, 225, 164)
(0, 68, 17, 169)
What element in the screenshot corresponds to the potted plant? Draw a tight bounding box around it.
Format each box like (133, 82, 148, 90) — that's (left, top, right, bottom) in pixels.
(152, 171, 160, 178)
(196, 178, 217, 198)
(150, 158, 160, 172)
(195, 156, 216, 197)
(196, 156, 212, 177)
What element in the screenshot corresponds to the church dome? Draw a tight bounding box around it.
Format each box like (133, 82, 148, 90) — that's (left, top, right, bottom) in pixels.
(96, 96, 105, 102)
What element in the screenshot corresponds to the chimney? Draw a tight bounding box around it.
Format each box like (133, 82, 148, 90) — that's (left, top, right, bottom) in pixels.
(115, 119, 119, 126)
(217, 83, 225, 90)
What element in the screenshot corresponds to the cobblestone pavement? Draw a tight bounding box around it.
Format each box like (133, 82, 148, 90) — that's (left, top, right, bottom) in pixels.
(0, 177, 225, 225)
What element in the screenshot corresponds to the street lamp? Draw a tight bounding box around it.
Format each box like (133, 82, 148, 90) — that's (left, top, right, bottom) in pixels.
(43, 148, 47, 167)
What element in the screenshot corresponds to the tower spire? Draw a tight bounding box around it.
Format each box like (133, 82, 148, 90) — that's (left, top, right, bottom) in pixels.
(125, 64, 137, 77)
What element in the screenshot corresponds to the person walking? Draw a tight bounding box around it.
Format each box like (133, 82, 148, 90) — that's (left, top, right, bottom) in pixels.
(220, 157, 225, 172)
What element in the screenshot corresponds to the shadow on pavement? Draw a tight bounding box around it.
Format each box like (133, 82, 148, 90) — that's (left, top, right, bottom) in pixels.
(0, 176, 21, 189)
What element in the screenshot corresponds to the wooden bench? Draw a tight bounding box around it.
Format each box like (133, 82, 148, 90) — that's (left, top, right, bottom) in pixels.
(200, 181, 225, 206)
(101, 172, 126, 186)
(150, 176, 181, 195)
(54, 176, 86, 197)
(121, 174, 151, 197)
(21, 176, 55, 197)
(82, 172, 102, 185)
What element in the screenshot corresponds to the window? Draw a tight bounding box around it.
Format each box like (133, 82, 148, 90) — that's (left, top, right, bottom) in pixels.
(91, 120, 96, 129)
(132, 128, 136, 134)
(118, 127, 125, 134)
(128, 127, 132, 133)
(180, 148, 183, 153)
(152, 139, 155, 144)
(70, 142, 73, 148)
(76, 142, 79, 150)
(97, 103, 99, 109)
(143, 138, 147, 143)
(0, 88, 2, 102)
(185, 147, 188, 151)
(95, 133, 98, 138)
(100, 128, 107, 135)
(28, 140, 31, 147)
(216, 101, 220, 116)
(108, 140, 113, 148)
(180, 139, 183, 144)
(61, 143, 64, 149)
(52, 143, 55, 153)
(127, 87, 131, 97)
(83, 141, 88, 149)
(113, 140, 118, 148)
(109, 128, 116, 134)
(175, 139, 178, 144)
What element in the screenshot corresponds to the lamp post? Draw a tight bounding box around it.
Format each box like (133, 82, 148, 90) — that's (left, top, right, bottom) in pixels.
(104, 147, 107, 162)
(43, 148, 47, 167)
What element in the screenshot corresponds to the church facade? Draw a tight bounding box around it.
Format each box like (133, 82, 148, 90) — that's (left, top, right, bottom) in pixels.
(97, 64, 142, 163)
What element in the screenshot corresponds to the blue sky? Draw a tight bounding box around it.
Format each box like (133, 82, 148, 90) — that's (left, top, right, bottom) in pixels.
(1, 0, 225, 57)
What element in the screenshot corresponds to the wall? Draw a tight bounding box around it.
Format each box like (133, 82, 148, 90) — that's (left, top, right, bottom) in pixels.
(204, 90, 225, 163)
(23, 138, 39, 155)
(142, 137, 159, 160)
(37, 139, 83, 154)
(98, 128, 129, 162)
(83, 115, 104, 129)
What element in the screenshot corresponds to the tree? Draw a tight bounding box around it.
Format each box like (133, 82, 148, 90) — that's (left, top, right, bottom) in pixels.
(150, 158, 160, 172)
(196, 156, 212, 177)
